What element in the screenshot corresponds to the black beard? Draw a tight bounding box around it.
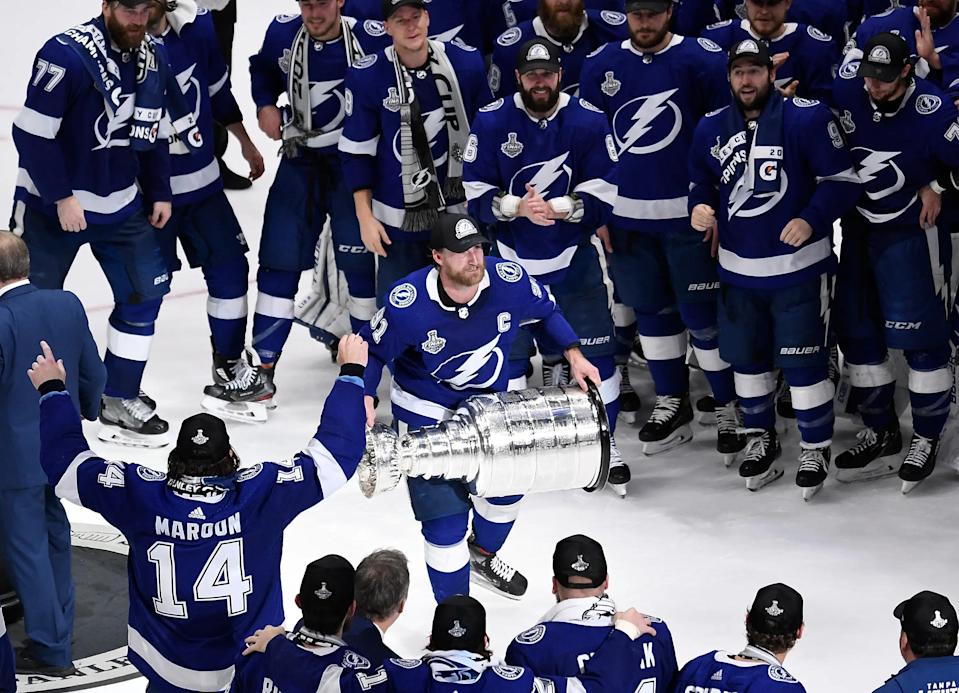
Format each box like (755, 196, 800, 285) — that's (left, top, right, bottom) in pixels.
(521, 86, 561, 115)
(630, 24, 670, 50)
(734, 82, 772, 114)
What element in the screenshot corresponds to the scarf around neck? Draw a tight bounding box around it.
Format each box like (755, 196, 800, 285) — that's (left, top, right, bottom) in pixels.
(720, 91, 786, 219)
(540, 595, 617, 627)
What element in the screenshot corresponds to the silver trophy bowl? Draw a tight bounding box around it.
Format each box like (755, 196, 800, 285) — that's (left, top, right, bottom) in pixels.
(357, 382, 610, 498)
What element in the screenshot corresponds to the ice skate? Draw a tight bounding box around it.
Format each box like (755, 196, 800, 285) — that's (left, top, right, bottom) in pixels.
(738, 429, 783, 491)
(796, 445, 830, 502)
(695, 394, 717, 426)
(834, 425, 901, 483)
(617, 362, 640, 425)
(98, 395, 170, 448)
(607, 439, 629, 497)
(639, 395, 693, 455)
(202, 358, 273, 423)
(468, 536, 527, 600)
(716, 401, 746, 467)
(899, 434, 939, 494)
(628, 336, 647, 367)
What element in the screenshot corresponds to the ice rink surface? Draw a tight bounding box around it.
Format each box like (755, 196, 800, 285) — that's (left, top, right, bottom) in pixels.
(4, 3, 959, 691)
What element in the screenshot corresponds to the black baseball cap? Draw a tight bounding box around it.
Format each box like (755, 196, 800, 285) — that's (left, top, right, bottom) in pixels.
(625, 0, 673, 12)
(169, 413, 231, 470)
(553, 534, 608, 589)
(430, 595, 486, 653)
(728, 39, 773, 70)
(382, 0, 426, 20)
(299, 555, 355, 631)
(429, 213, 489, 253)
(747, 583, 804, 635)
(894, 591, 959, 647)
(858, 32, 911, 83)
(517, 39, 562, 74)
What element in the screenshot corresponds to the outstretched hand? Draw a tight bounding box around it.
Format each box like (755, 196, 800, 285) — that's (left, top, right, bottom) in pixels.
(27, 340, 66, 390)
(337, 334, 369, 367)
(242, 625, 285, 656)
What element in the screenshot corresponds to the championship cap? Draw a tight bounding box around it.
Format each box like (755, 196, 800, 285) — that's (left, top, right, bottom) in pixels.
(430, 213, 489, 253)
(169, 413, 231, 470)
(747, 583, 804, 635)
(894, 591, 959, 647)
(115, 0, 160, 7)
(430, 595, 487, 653)
(517, 39, 562, 74)
(727, 39, 773, 70)
(858, 32, 911, 82)
(553, 534, 608, 589)
(382, 0, 427, 20)
(299, 555, 356, 631)
(625, 0, 674, 12)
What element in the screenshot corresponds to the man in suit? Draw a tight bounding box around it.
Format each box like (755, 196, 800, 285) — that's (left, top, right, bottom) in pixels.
(344, 549, 409, 667)
(0, 232, 105, 675)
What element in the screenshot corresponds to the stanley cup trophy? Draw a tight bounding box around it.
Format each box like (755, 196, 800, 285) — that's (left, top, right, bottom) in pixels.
(358, 383, 611, 499)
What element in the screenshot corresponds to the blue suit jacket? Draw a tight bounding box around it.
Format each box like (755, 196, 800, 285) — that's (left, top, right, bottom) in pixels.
(0, 282, 105, 490)
(344, 615, 398, 669)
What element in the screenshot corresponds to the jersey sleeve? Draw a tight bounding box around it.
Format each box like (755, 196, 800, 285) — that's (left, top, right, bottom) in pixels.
(699, 21, 735, 49)
(137, 139, 172, 205)
(688, 116, 722, 213)
(197, 13, 243, 125)
(515, 269, 580, 351)
(571, 110, 618, 229)
(359, 301, 414, 398)
(12, 40, 81, 204)
(489, 34, 521, 99)
(249, 19, 288, 110)
(931, 101, 959, 171)
(800, 34, 840, 103)
(457, 46, 496, 115)
(339, 57, 381, 192)
(463, 110, 508, 225)
(578, 50, 607, 114)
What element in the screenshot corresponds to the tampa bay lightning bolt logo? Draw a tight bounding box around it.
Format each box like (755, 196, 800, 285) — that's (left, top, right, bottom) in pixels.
(851, 147, 905, 201)
(93, 91, 135, 150)
(612, 89, 682, 156)
(432, 334, 505, 390)
(309, 78, 347, 133)
(508, 152, 572, 199)
(169, 63, 204, 152)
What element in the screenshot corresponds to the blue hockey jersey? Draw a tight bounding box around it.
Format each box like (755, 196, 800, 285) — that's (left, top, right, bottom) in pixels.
(714, 0, 849, 47)
(688, 95, 861, 289)
(673, 0, 723, 37)
(13, 17, 173, 225)
(872, 655, 959, 693)
(674, 650, 807, 692)
(231, 630, 374, 693)
(463, 93, 618, 283)
(580, 35, 728, 233)
(340, 41, 492, 241)
(343, 0, 488, 49)
(360, 257, 579, 422)
(249, 14, 383, 156)
(491, 0, 625, 46)
(832, 65, 959, 229)
(158, 8, 242, 205)
(700, 20, 838, 102)
(505, 596, 678, 693)
(488, 10, 629, 98)
(37, 376, 366, 693)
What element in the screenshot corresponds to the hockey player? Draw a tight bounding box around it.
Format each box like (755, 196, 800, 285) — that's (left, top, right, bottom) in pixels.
(580, 0, 743, 464)
(343, 0, 490, 50)
(831, 33, 959, 494)
(359, 213, 601, 602)
(341, 0, 493, 303)
(689, 40, 861, 498)
(248, 1, 384, 407)
(715, 0, 849, 50)
(488, 0, 629, 98)
(873, 591, 959, 692)
(673, 583, 808, 692)
(28, 335, 368, 692)
(464, 39, 625, 490)
(491, 0, 627, 47)
(701, 0, 839, 102)
(146, 1, 266, 423)
(505, 534, 678, 691)
(231, 555, 375, 692)
(11, 0, 197, 448)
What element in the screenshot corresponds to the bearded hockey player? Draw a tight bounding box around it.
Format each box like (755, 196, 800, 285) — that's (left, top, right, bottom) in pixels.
(29, 335, 368, 692)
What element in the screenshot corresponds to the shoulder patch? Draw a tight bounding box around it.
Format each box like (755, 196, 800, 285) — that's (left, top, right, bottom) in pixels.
(276, 14, 299, 23)
(600, 10, 626, 26)
(515, 624, 547, 644)
(839, 60, 860, 79)
(767, 665, 799, 683)
(579, 98, 603, 113)
(492, 665, 525, 681)
(236, 463, 264, 482)
(480, 98, 505, 112)
(389, 657, 423, 670)
(498, 27, 523, 47)
(916, 93, 942, 115)
(341, 651, 371, 670)
(389, 282, 418, 307)
(697, 37, 723, 52)
(451, 37, 478, 52)
(136, 465, 165, 482)
(354, 54, 378, 69)
(364, 19, 386, 36)
(706, 19, 733, 29)
(496, 261, 524, 283)
(792, 97, 820, 107)
(807, 25, 832, 42)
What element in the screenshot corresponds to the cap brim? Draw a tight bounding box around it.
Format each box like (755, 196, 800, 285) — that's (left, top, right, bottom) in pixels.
(626, 1, 672, 11)
(384, 1, 427, 19)
(893, 599, 908, 621)
(519, 61, 561, 74)
(446, 236, 490, 253)
(728, 55, 771, 70)
(858, 61, 901, 82)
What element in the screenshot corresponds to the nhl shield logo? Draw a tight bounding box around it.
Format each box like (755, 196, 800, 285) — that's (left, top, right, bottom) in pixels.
(765, 600, 784, 617)
(382, 87, 402, 112)
(448, 620, 467, 638)
(571, 554, 589, 572)
(601, 71, 621, 97)
(421, 330, 447, 355)
(315, 582, 333, 600)
(501, 132, 524, 158)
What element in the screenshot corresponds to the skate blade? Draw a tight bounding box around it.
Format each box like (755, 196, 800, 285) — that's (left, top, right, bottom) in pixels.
(721, 451, 739, 468)
(618, 409, 638, 425)
(468, 572, 523, 601)
(801, 483, 823, 502)
(201, 396, 268, 423)
(745, 465, 783, 491)
(97, 426, 169, 449)
(835, 461, 898, 484)
(695, 410, 718, 426)
(641, 424, 693, 456)
(901, 479, 925, 495)
(607, 482, 628, 498)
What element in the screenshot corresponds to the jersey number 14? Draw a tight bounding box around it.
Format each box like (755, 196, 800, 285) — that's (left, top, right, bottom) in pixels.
(147, 539, 253, 618)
